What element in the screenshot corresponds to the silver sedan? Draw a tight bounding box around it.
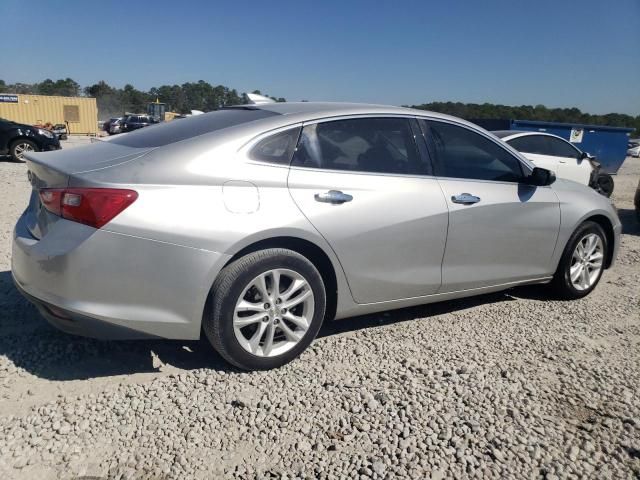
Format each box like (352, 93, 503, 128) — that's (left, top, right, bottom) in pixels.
(12, 102, 621, 370)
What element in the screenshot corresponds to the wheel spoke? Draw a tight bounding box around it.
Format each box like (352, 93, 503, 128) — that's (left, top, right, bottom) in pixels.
(570, 263, 583, 282)
(282, 289, 312, 310)
(234, 312, 266, 327)
(279, 321, 302, 342)
(585, 235, 596, 255)
(271, 270, 281, 297)
(580, 267, 590, 289)
(254, 274, 270, 301)
(236, 299, 265, 313)
(262, 323, 275, 356)
(588, 252, 603, 263)
(280, 278, 306, 300)
(283, 311, 309, 330)
(248, 321, 268, 353)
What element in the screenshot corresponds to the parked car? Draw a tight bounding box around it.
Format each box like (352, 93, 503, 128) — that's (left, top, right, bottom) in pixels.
(0, 117, 61, 161)
(628, 141, 640, 158)
(103, 117, 124, 135)
(120, 115, 157, 133)
(493, 131, 614, 197)
(52, 123, 68, 141)
(12, 103, 621, 370)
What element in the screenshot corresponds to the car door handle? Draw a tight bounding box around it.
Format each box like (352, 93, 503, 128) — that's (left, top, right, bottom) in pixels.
(451, 193, 481, 205)
(314, 190, 353, 204)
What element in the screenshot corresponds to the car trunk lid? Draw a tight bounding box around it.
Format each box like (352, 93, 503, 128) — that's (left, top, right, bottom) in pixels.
(23, 142, 152, 239)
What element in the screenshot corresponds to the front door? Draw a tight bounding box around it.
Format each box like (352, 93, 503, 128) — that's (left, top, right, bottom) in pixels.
(287, 116, 449, 304)
(420, 119, 561, 292)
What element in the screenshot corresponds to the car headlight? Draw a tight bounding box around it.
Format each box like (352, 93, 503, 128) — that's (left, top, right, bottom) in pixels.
(37, 128, 55, 139)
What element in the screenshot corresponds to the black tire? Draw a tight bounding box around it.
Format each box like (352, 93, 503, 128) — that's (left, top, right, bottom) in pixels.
(551, 221, 608, 299)
(9, 139, 38, 162)
(595, 173, 614, 198)
(203, 248, 326, 370)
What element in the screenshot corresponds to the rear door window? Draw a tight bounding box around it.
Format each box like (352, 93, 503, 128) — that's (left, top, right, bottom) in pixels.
(546, 137, 581, 158)
(507, 135, 549, 155)
(291, 117, 421, 175)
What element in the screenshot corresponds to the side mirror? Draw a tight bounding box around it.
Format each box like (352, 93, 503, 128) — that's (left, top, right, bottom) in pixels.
(527, 167, 556, 186)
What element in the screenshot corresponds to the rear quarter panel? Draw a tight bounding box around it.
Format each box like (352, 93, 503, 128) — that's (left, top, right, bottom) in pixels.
(72, 130, 356, 319)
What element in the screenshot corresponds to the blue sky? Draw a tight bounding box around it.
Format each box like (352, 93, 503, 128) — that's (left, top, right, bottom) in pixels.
(2, 0, 639, 115)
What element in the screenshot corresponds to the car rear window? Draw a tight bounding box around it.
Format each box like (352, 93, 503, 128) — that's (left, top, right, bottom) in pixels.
(109, 108, 279, 148)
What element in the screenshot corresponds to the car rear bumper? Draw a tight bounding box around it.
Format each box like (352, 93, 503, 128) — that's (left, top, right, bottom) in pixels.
(13, 279, 158, 339)
(12, 213, 230, 340)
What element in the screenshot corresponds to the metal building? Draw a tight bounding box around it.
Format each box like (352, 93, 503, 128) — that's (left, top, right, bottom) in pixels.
(0, 93, 98, 135)
(471, 118, 634, 173)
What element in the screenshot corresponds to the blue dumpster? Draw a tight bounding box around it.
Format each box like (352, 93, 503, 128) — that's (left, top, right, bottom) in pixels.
(472, 119, 633, 173)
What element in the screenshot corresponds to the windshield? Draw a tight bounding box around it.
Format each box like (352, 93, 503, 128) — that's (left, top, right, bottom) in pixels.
(109, 108, 279, 148)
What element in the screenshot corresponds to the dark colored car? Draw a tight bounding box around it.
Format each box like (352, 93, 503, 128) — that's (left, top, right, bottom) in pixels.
(120, 115, 157, 133)
(0, 118, 61, 161)
(53, 124, 68, 140)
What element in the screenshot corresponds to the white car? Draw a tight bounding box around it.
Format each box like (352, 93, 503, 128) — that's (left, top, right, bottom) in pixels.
(493, 131, 614, 197)
(628, 141, 640, 158)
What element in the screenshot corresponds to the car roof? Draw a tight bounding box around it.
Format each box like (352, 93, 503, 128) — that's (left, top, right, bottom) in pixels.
(106, 102, 496, 150)
(493, 130, 568, 142)
(224, 101, 479, 131)
(246, 101, 456, 120)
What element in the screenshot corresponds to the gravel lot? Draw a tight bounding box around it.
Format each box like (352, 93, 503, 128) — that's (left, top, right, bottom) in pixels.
(0, 145, 638, 479)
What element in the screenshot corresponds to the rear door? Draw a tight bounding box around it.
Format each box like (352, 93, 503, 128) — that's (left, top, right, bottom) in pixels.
(287, 116, 448, 304)
(421, 120, 560, 292)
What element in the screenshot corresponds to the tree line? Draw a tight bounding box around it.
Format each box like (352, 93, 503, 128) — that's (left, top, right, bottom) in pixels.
(0, 78, 284, 120)
(410, 101, 640, 136)
(1, 78, 638, 135)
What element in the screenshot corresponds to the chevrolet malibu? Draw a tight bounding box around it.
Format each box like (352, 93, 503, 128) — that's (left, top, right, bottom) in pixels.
(12, 102, 621, 370)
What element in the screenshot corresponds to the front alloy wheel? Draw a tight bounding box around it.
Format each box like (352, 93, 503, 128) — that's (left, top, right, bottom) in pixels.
(569, 233, 604, 291)
(552, 221, 608, 299)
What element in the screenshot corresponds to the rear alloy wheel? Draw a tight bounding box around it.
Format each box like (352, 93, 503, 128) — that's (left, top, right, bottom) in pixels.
(9, 139, 38, 162)
(204, 249, 326, 370)
(551, 221, 607, 299)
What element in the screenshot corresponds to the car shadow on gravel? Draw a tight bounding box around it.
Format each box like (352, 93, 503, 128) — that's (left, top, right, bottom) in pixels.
(1, 268, 521, 380)
(0, 270, 229, 380)
(318, 291, 516, 337)
(617, 208, 639, 236)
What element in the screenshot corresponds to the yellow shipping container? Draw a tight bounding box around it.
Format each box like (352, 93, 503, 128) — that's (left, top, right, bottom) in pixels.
(0, 94, 98, 135)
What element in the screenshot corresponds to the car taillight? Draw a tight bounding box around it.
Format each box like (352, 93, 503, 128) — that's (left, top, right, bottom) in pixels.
(39, 188, 138, 229)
